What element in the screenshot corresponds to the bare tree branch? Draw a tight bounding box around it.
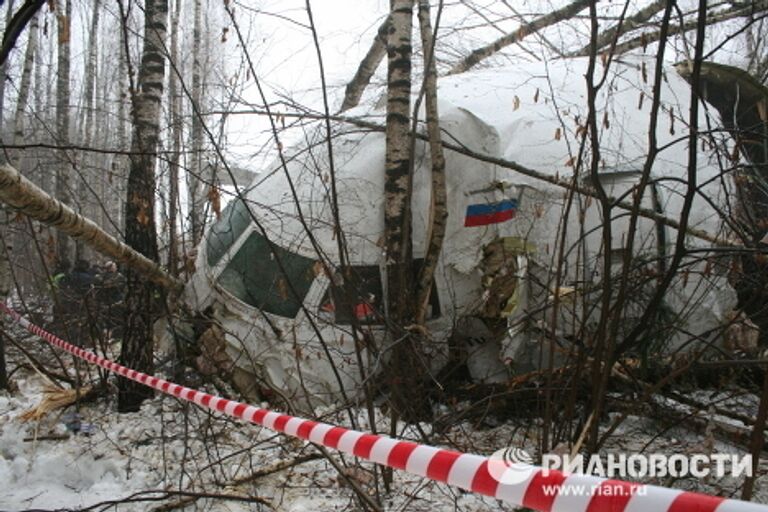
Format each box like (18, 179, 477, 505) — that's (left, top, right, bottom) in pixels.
(570, 0, 666, 57)
(446, 0, 590, 76)
(339, 14, 391, 112)
(612, 1, 768, 55)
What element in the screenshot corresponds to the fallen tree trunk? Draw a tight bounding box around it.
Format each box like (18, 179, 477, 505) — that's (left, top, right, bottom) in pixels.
(0, 163, 183, 292)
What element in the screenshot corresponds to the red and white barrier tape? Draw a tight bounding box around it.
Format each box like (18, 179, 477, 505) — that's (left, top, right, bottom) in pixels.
(2, 302, 767, 512)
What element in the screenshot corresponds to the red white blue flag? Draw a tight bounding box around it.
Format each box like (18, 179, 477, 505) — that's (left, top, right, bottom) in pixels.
(464, 199, 518, 227)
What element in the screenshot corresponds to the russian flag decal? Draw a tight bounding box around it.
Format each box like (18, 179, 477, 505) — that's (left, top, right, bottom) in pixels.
(464, 199, 518, 227)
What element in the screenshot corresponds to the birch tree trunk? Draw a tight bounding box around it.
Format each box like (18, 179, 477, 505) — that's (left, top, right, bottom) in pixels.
(0, 0, 16, 137)
(55, 0, 72, 265)
(81, 0, 101, 148)
(119, 0, 169, 413)
(414, 0, 447, 326)
(79, 1, 102, 248)
(384, 0, 427, 421)
(10, 13, 37, 168)
(1, 6, 35, 388)
(0, 208, 8, 389)
(167, 0, 181, 275)
(0, 0, 10, 385)
(188, 0, 205, 245)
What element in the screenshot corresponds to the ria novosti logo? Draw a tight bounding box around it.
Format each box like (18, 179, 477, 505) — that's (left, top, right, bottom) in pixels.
(488, 448, 753, 484)
(487, 447, 539, 485)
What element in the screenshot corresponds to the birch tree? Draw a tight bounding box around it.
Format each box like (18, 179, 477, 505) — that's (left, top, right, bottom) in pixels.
(55, 0, 72, 265)
(167, 0, 181, 275)
(383, 0, 428, 420)
(118, 0, 168, 412)
(188, 0, 205, 245)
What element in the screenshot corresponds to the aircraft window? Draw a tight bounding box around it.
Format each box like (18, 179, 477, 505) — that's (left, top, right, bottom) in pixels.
(320, 266, 384, 325)
(319, 260, 441, 324)
(217, 231, 317, 318)
(206, 198, 252, 267)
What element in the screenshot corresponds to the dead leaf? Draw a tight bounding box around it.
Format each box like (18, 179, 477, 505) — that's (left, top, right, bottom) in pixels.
(533, 88, 539, 103)
(208, 186, 221, 219)
(221, 27, 229, 43)
(513, 95, 520, 111)
(641, 61, 648, 83)
(565, 156, 575, 167)
(554, 127, 561, 141)
(602, 111, 610, 129)
(638, 91, 645, 110)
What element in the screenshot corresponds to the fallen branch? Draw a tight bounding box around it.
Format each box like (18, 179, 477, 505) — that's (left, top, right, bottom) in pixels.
(0, 164, 183, 292)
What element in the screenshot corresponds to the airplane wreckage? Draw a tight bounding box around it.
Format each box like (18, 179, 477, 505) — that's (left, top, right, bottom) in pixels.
(176, 56, 768, 408)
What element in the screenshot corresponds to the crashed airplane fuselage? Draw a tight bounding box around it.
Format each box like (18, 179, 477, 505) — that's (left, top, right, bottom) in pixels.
(185, 57, 736, 406)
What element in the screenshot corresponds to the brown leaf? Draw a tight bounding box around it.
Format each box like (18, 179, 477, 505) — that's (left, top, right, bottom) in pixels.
(565, 156, 575, 167)
(533, 88, 539, 103)
(602, 111, 610, 129)
(208, 186, 222, 219)
(513, 95, 520, 111)
(641, 61, 648, 84)
(576, 125, 587, 139)
(638, 91, 645, 110)
(554, 127, 561, 141)
(221, 27, 229, 43)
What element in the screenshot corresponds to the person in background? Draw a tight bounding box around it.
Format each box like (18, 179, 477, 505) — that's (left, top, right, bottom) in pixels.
(95, 260, 125, 339)
(50, 258, 71, 336)
(58, 259, 96, 346)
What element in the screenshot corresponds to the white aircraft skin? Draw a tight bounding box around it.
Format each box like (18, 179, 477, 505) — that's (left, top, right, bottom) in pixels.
(185, 57, 735, 407)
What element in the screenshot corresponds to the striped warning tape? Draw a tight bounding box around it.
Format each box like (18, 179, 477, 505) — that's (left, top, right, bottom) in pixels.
(2, 302, 767, 511)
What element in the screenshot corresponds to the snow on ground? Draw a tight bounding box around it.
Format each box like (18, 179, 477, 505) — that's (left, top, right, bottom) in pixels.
(0, 371, 504, 511)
